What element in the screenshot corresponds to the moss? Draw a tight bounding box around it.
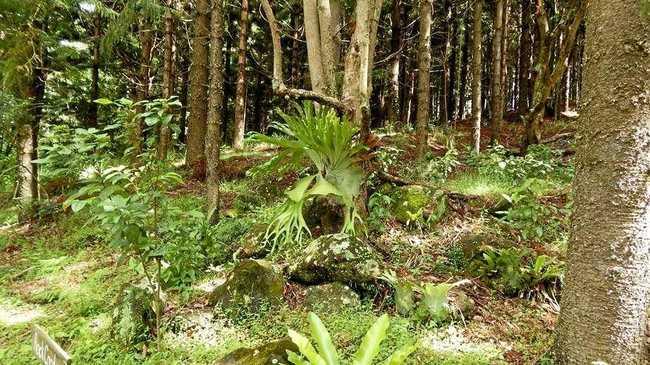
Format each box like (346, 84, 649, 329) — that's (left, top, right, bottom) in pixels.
(215, 338, 297, 365)
(303, 282, 361, 312)
(390, 185, 433, 224)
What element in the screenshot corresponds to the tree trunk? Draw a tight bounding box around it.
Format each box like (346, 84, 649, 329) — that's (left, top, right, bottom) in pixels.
(471, 0, 483, 154)
(489, 0, 504, 143)
(438, 0, 450, 127)
(414, 0, 432, 158)
(88, 13, 101, 128)
(447, 5, 458, 123)
(157, 4, 176, 160)
(500, 0, 509, 112)
(206, 0, 225, 224)
(457, 15, 470, 120)
(133, 21, 153, 159)
(554, 0, 649, 362)
(178, 40, 190, 144)
(186, 0, 210, 178)
(386, 0, 402, 124)
(517, 0, 532, 115)
(232, 0, 249, 150)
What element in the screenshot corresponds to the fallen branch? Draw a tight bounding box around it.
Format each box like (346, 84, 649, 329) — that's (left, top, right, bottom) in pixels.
(541, 132, 574, 144)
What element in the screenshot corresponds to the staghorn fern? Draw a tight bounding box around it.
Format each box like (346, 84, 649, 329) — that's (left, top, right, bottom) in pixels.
(249, 102, 366, 249)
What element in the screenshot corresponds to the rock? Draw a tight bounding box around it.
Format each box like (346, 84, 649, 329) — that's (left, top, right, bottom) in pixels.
(236, 224, 270, 259)
(449, 289, 475, 319)
(290, 233, 383, 285)
(304, 282, 361, 311)
(390, 185, 433, 224)
(111, 285, 160, 346)
(304, 196, 345, 235)
(457, 232, 516, 261)
(209, 260, 285, 312)
(215, 338, 297, 365)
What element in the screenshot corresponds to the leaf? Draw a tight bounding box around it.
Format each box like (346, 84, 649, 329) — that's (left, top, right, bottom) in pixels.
(288, 329, 327, 365)
(308, 312, 339, 365)
(308, 176, 343, 197)
(287, 351, 310, 365)
(352, 314, 390, 365)
(382, 341, 418, 365)
(70, 199, 88, 212)
(286, 175, 316, 202)
(94, 98, 113, 105)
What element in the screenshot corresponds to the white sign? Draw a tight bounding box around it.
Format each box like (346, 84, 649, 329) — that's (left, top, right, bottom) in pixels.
(32, 325, 72, 365)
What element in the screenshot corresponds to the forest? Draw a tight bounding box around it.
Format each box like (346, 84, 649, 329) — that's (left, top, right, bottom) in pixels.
(0, 0, 648, 364)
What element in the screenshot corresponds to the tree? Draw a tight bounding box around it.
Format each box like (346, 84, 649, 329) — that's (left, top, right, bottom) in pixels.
(517, 0, 532, 114)
(471, 0, 483, 153)
(205, 0, 225, 224)
(414, 0, 433, 159)
(232, 0, 250, 150)
(554, 0, 649, 362)
(260, 0, 382, 132)
(386, 0, 403, 124)
(187, 0, 210, 177)
(157, 0, 176, 160)
(489, 0, 504, 143)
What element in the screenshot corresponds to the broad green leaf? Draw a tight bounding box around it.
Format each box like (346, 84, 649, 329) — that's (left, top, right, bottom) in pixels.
(382, 341, 418, 365)
(287, 175, 316, 202)
(308, 312, 339, 365)
(70, 199, 88, 212)
(352, 314, 390, 365)
(288, 329, 327, 365)
(287, 351, 310, 365)
(94, 97, 113, 105)
(308, 176, 343, 197)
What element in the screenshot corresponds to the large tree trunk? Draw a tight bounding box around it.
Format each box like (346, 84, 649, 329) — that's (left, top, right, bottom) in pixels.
(157, 3, 176, 161)
(206, 0, 225, 224)
(471, 0, 483, 153)
(414, 0, 432, 158)
(489, 0, 504, 143)
(386, 0, 402, 124)
(186, 0, 210, 178)
(232, 0, 249, 150)
(554, 0, 649, 362)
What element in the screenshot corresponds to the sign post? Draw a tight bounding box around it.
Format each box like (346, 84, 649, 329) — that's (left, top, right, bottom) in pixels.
(31, 325, 72, 365)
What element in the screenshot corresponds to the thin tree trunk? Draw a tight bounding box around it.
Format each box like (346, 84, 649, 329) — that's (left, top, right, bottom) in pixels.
(157, 4, 176, 160)
(447, 5, 458, 123)
(187, 0, 210, 177)
(232, 0, 249, 150)
(414, 0, 432, 158)
(206, 0, 225, 224)
(458, 14, 470, 121)
(500, 0, 509, 112)
(386, 0, 402, 124)
(471, 0, 483, 153)
(178, 42, 190, 144)
(517, 0, 532, 115)
(438, 0, 450, 127)
(489, 0, 504, 143)
(133, 21, 153, 159)
(554, 0, 649, 362)
(88, 13, 101, 128)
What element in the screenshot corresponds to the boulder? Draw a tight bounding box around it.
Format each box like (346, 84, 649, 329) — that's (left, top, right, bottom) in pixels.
(290, 233, 383, 285)
(215, 338, 297, 365)
(209, 260, 285, 312)
(236, 224, 270, 259)
(304, 282, 361, 311)
(111, 285, 160, 346)
(390, 185, 433, 224)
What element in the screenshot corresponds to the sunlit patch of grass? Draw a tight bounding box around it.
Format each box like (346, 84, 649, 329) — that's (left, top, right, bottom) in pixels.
(443, 172, 513, 198)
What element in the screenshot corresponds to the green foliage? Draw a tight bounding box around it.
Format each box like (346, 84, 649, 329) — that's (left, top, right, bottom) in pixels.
(367, 190, 393, 234)
(250, 102, 366, 248)
(468, 144, 570, 182)
(287, 312, 417, 365)
(471, 246, 564, 297)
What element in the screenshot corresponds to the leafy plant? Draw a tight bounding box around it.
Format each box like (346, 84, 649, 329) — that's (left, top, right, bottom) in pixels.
(287, 312, 417, 365)
(368, 190, 393, 234)
(250, 102, 366, 248)
(471, 246, 564, 299)
(499, 178, 558, 240)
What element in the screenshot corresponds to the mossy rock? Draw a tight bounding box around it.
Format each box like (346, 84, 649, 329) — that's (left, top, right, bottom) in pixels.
(236, 224, 270, 259)
(209, 260, 285, 312)
(290, 233, 383, 285)
(215, 338, 297, 365)
(390, 185, 433, 224)
(304, 282, 361, 311)
(458, 232, 516, 261)
(111, 285, 159, 347)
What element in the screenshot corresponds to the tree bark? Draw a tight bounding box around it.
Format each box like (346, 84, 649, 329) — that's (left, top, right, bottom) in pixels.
(232, 0, 249, 150)
(133, 21, 153, 159)
(88, 13, 101, 128)
(157, 4, 176, 160)
(457, 14, 470, 121)
(471, 0, 483, 154)
(447, 5, 458, 122)
(386, 0, 402, 124)
(438, 0, 451, 127)
(554, 0, 649, 362)
(186, 0, 210, 177)
(414, 0, 432, 158)
(517, 0, 532, 115)
(489, 0, 504, 143)
(206, 0, 225, 224)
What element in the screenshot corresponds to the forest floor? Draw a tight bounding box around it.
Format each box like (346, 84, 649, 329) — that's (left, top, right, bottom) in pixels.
(0, 119, 574, 364)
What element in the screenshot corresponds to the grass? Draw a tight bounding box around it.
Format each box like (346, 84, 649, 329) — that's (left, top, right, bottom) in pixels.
(443, 172, 513, 198)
